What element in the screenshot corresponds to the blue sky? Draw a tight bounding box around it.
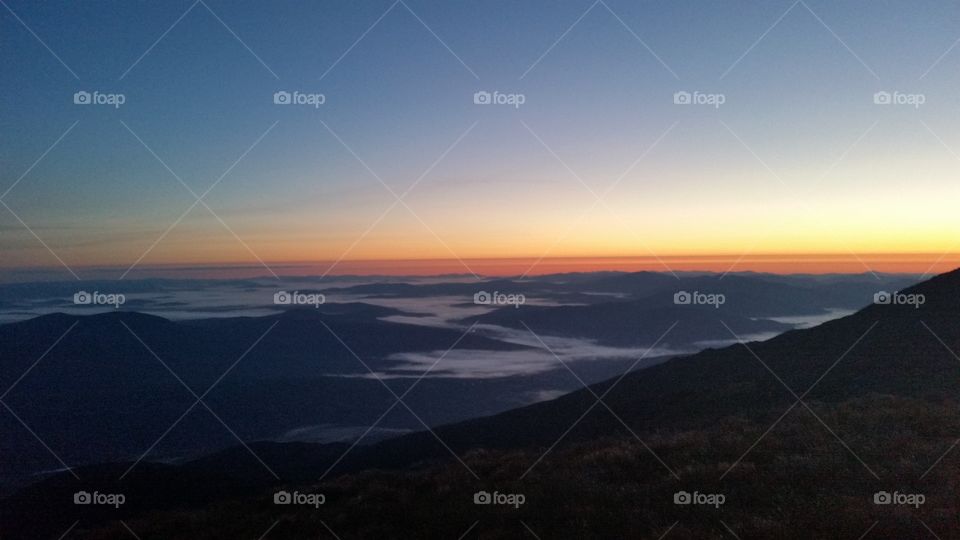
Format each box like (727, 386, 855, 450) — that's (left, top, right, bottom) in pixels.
(2, 0, 960, 277)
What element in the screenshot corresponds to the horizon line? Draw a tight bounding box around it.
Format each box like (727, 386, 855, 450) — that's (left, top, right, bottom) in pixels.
(1, 253, 958, 282)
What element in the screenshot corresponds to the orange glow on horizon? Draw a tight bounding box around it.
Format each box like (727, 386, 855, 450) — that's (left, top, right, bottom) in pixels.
(33, 253, 959, 281)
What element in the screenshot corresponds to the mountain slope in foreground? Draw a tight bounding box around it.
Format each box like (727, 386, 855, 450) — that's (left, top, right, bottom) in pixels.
(6, 270, 960, 539)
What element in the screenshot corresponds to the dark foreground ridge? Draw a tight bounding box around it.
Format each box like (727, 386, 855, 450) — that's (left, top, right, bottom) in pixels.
(4, 270, 960, 538)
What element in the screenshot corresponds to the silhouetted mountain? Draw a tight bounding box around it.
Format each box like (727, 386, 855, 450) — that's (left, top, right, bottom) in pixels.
(6, 269, 952, 539)
(0, 307, 531, 493)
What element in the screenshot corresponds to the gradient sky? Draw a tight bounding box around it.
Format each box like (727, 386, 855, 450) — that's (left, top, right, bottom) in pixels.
(2, 0, 960, 278)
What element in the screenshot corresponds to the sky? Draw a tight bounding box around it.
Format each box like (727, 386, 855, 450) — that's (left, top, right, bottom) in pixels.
(2, 0, 960, 279)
